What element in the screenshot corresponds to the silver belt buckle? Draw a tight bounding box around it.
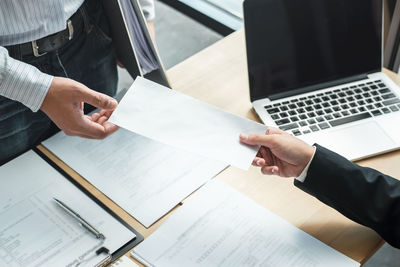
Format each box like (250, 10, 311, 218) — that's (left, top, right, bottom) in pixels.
(31, 19, 74, 57)
(31, 40, 47, 57)
(67, 19, 74, 40)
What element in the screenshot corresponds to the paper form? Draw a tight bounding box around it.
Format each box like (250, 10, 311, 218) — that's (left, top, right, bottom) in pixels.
(0, 151, 135, 267)
(109, 77, 267, 170)
(132, 180, 359, 267)
(42, 128, 227, 228)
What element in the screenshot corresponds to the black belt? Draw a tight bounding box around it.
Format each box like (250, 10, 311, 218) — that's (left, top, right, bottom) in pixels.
(5, 7, 84, 57)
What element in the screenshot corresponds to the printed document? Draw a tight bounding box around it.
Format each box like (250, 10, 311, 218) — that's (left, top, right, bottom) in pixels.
(0, 151, 135, 267)
(42, 128, 227, 227)
(132, 180, 359, 267)
(109, 77, 267, 170)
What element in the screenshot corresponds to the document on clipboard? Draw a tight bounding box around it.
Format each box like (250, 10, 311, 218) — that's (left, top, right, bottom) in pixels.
(0, 150, 142, 267)
(103, 0, 170, 87)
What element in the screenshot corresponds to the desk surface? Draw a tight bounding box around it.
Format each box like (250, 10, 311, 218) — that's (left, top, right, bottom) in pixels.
(39, 29, 400, 265)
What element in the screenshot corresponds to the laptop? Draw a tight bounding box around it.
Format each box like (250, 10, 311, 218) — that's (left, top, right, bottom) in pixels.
(244, 0, 400, 161)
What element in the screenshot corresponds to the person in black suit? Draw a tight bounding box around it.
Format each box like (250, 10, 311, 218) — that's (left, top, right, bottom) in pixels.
(239, 127, 400, 248)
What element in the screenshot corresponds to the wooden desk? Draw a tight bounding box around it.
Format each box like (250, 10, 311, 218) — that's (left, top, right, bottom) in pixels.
(39, 29, 400, 265)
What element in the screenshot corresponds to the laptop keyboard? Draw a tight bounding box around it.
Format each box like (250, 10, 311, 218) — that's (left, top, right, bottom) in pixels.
(264, 80, 400, 136)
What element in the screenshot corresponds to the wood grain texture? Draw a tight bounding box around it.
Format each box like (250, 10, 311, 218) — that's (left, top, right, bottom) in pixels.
(38, 29, 400, 265)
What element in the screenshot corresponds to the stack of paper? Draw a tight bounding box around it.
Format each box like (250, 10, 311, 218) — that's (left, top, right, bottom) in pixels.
(132, 180, 359, 267)
(43, 129, 227, 228)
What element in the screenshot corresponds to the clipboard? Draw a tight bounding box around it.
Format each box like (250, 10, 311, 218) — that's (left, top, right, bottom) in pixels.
(33, 148, 144, 266)
(103, 0, 171, 88)
(0, 149, 143, 266)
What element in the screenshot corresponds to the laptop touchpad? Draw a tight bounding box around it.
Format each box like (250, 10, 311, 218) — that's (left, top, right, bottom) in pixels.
(302, 121, 396, 160)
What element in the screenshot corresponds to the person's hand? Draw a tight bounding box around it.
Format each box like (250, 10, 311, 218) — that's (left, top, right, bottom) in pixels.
(41, 77, 119, 139)
(239, 127, 315, 177)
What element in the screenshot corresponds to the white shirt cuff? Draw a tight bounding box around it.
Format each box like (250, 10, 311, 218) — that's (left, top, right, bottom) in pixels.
(295, 146, 316, 183)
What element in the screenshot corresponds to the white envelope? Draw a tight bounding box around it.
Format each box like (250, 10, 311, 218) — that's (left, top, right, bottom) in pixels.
(109, 77, 267, 170)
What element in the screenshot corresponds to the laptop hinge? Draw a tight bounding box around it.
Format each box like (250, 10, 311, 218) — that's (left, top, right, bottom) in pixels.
(268, 73, 369, 101)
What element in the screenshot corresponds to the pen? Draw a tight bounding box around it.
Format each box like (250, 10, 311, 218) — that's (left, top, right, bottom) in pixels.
(53, 198, 105, 240)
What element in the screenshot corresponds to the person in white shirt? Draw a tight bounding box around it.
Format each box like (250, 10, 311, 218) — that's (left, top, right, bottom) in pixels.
(0, 0, 155, 164)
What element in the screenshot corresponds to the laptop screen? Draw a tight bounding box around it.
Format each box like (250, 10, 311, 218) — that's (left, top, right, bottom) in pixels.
(244, 0, 382, 101)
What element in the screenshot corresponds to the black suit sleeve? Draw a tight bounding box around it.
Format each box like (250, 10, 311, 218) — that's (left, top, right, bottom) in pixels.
(294, 144, 400, 248)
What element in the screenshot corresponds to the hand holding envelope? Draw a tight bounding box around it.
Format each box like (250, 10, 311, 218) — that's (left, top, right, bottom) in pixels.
(109, 77, 267, 170)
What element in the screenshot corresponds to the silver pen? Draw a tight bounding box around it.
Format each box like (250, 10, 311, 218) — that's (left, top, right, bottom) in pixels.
(53, 198, 105, 240)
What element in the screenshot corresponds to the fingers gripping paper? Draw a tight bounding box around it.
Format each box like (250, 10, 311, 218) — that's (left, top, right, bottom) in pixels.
(109, 77, 267, 170)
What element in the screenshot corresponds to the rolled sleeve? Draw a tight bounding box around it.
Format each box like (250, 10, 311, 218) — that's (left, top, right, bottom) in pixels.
(0, 46, 53, 112)
(139, 0, 155, 21)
